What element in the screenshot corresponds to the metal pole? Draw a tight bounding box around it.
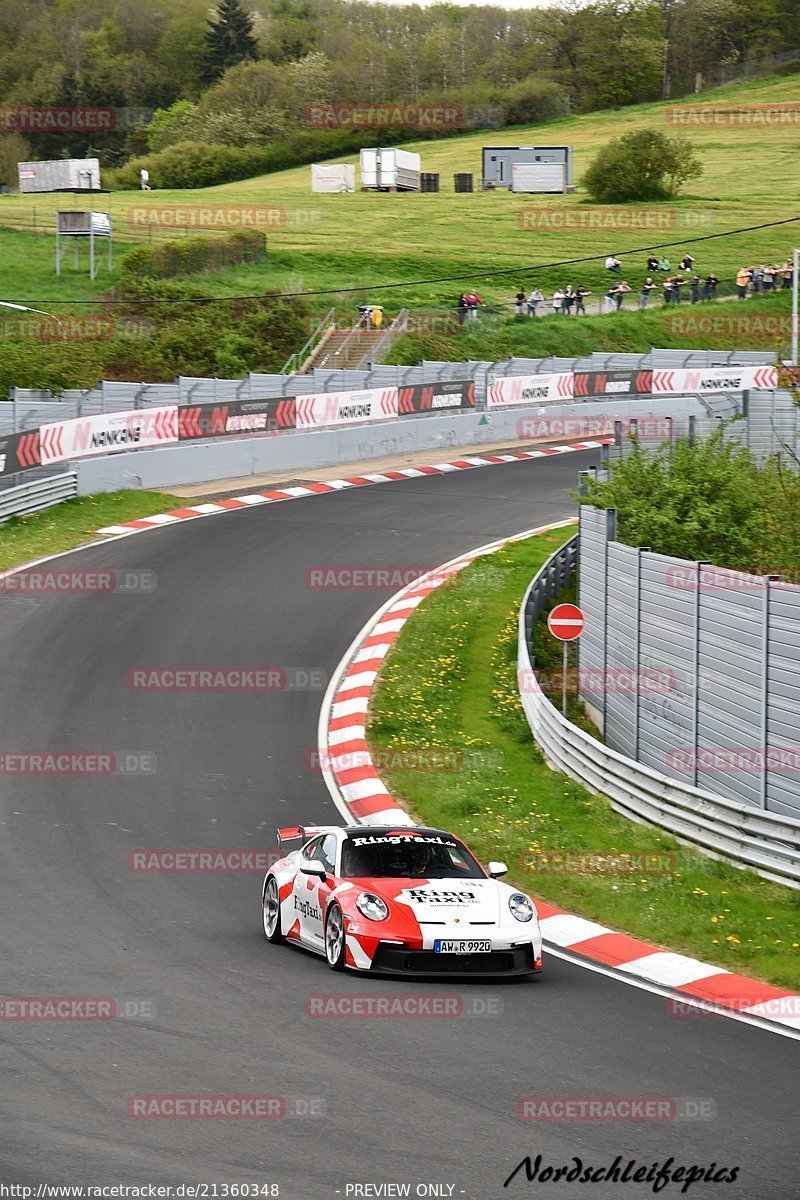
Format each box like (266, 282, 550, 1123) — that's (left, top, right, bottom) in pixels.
(792, 247, 798, 365)
(562, 640, 568, 717)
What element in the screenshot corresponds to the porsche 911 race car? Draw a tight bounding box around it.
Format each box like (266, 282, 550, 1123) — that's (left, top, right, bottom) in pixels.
(261, 824, 543, 977)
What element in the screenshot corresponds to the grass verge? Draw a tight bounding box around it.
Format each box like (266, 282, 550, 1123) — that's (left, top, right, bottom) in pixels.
(0, 490, 182, 571)
(366, 526, 800, 990)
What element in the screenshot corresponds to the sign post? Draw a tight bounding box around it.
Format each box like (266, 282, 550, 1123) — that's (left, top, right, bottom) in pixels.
(547, 603, 586, 716)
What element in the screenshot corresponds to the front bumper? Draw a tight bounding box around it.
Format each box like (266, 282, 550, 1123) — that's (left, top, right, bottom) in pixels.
(366, 942, 542, 978)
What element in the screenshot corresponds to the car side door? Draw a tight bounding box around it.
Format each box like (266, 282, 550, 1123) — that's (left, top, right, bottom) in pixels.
(291, 834, 336, 951)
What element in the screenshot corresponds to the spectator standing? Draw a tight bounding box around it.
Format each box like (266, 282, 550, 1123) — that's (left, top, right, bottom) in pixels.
(139, 167, 151, 191)
(702, 273, 718, 301)
(639, 278, 656, 308)
(603, 284, 617, 313)
(782, 259, 794, 289)
(456, 293, 468, 326)
(736, 267, 751, 299)
(764, 265, 777, 292)
(689, 274, 701, 303)
(562, 285, 576, 315)
(662, 277, 675, 304)
(605, 254, 622, 273)
(751, 265, 764, 294)
(466, 289, 484, 320)
(614, 280, 631, 310)
(575, 285, 591, 314)
(514, 287, 526, 315)
(552, 288, 565, 314)
(527, 287, 544, 317)
(672, 275, 687, 303)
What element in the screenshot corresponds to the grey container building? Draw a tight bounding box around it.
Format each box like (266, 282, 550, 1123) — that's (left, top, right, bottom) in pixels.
(482, 146, 573, 191)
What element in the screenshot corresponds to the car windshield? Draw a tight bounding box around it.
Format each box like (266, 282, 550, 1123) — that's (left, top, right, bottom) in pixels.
(341, 833, 485, 879)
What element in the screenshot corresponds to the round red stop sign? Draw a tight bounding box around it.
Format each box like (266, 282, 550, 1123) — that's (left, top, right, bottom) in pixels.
(547, 603, 585, 642)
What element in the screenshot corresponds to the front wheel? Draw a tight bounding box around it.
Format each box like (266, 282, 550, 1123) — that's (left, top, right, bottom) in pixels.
(262, 876, 284, 943)
(324, 903, 346, 971)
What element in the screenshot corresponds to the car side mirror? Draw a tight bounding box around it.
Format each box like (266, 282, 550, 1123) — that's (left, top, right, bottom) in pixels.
(488, 861, 508, 878)
(301, 860, 327, 880)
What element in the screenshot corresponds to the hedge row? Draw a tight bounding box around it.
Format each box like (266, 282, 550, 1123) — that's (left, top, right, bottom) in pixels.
(121, 229, 266, 280)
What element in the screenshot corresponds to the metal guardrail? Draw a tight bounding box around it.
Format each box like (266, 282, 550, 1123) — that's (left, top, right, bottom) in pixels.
(280, 307, 336, 375)
(0, 472, 78, 524)
(517, 535, 800, 888)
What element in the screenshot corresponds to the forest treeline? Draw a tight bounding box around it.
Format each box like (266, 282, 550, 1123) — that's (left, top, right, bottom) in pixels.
(0, 0, 798, 183)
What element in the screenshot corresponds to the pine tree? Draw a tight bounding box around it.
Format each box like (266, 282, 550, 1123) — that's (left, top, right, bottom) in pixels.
(202, 0, 259, 84)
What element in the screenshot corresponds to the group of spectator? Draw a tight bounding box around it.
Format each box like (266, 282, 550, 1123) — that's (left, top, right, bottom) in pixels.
(507, 252, 795, 318)
(735, 261, 795, 299)
(457, 290, 485, 323)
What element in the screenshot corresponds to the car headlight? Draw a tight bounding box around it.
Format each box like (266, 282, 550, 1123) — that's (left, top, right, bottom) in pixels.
(508, 892, 534, 923)
(356, 892, 389, 922)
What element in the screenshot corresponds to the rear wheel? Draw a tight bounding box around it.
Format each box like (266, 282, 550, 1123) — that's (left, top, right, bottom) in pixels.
(262, 876, 283, 943)
(325, 903, 346, 971)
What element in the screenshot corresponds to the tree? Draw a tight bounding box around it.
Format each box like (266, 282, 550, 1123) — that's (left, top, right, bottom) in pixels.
(202, 0, 259, 85)
(582, 128, 702, 203)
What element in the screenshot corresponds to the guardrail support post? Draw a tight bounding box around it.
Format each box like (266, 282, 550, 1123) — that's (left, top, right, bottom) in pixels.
(692, 562, 708, 788)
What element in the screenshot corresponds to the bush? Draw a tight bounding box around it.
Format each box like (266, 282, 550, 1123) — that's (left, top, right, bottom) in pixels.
(576, 426, 800, 578)
(582, 129, 702, 203)
(502, 78, 566, 127)
(120, 229, 266, 280)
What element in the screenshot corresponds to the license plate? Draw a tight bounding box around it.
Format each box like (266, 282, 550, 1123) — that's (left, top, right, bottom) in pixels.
(434, 939, 492, 954)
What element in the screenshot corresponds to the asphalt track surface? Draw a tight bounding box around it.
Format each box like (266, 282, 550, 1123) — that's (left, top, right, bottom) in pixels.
(0, 453, 797, 1200)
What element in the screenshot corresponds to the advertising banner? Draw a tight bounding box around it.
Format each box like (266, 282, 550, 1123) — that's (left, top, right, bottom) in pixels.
(39, 407, 178, 466)
(295, 387, 398, 429)
(651, 365, 778, 394)
(397, 380, 475, 414)
(487, 372, 574, 407)
(177, 398, 295, 441)
(573, 370, 653, 397)
(0, 430, 41, 476)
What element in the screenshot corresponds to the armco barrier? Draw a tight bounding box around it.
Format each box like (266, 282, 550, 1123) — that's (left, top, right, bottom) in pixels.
(0, 472, 78, 523)
(518, 536, 800, 888)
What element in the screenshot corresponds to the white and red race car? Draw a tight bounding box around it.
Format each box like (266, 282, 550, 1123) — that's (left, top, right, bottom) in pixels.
(261, 824, 543, 977)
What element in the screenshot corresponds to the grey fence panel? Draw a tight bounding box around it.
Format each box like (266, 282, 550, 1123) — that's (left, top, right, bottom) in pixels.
(696, 574, 765, 807)
(766, 585, 800, 819)
(519, 540, 800, 887)
(636, 552, 697, 779)
(576, 506, 612, 718)
(603, 541, 639, 758)
(579, 507, 800, 820)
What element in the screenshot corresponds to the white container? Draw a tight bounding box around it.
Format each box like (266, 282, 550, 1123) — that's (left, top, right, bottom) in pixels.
(359, 148, 420, 191)
(510, 162, 567, 194)
(17, 158, 101, 193)
(311, 163, 355, 193)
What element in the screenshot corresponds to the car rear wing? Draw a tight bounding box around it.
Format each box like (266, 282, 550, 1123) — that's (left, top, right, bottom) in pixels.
(276, 825, 337, 846)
